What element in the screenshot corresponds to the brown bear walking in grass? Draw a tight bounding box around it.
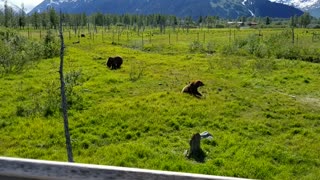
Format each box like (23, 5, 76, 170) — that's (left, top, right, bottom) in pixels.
(182, 80, 204, 97)
(107, 56, 123, 70)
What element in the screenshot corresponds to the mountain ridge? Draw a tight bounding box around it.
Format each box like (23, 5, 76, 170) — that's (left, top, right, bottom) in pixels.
(28, 0, 303, 19)
(269, 0, 320, 17)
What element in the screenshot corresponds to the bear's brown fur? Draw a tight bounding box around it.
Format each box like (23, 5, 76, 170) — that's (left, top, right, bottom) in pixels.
(106, 56, 123, 70)
(182, 80, 204, 97)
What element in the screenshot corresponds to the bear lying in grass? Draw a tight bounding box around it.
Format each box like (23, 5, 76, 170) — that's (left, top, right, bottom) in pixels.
(182, 80, 204, 98)
(106, 56, 123, 70)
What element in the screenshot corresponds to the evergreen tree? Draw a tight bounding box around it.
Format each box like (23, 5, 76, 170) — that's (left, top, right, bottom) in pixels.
(94, 13, 104, 26)
(49, 8, 58, 29)
(300, 12, 311, 28)
(265, 16, 271, 25)
(31, 12, 40, 29)
(104, 15, 111, 29)
(4, 0, 14, 27)
(18, 3, 26, 29)
(41, 12, 49, 29)
(81, 13, 87, 27)
(0, 9, 4, 26)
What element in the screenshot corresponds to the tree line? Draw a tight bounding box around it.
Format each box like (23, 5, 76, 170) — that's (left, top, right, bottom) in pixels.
(0, 0, 318, 31)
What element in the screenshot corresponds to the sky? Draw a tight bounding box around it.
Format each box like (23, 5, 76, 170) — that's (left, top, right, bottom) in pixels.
(8, 0, 43, 12)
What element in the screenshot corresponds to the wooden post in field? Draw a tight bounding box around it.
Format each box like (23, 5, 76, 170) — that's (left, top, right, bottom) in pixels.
(169, 32, 171, 45)
(59, 11, 74, 163)
(229, 29, 231, 44)
(102, 30, 104, 42)
(197, 32, 199, 41)
(292, 27, 295, 44)
(203, 32, 206, 43)
(127, 31, 129, 42)
(176, 32, 178, 42)
(142, 32, 144, 48)
(117, 31, 120, 44)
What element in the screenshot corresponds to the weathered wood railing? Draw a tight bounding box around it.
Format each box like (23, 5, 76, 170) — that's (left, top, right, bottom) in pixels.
(0, 157, 249, 180)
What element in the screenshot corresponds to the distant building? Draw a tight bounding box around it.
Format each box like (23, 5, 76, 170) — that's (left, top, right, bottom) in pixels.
(247, 22, 258, 27)
(227, 21, 244, 27)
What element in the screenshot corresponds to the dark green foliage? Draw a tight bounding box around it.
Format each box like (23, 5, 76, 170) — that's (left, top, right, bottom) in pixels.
(0, 30, 44, 74)
(222, 29, 320, 62)
(43, 30, 59, 59)
(189, 40, 203, 53)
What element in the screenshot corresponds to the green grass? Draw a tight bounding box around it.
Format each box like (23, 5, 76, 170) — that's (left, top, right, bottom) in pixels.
(0, 27, 320, 179)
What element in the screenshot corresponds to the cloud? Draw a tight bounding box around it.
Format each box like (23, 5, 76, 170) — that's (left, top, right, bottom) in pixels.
(8, 0, 43, 12)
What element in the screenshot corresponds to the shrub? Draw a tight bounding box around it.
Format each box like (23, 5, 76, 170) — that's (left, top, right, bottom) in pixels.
(65, 69, 86, 110)
(206, 41, 216, 54)
(0, 29, 58, 75)
(189, 40, 204, 53)
(0, 32, 31, 74)
(129, 60, 145, 82)
(43, 30, 60, 59)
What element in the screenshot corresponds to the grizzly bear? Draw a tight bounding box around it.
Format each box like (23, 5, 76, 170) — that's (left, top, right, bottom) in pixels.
(106, 56, 123, 70)
(182, 80, 204, 97)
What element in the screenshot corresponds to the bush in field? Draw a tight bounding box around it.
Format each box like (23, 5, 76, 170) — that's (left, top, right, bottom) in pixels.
(222, 29, 320, 62)
(189, 40, 204, 53)
(65, 69, 85, 111)
(42, 69, 86, 117)
(15, 69, 85, 117)
(44, 30, 60, 59)
(190, 40, 216, 54)
(0, 30, 44, 75)
(206, 41, 216, 54)
(129, 60, 145, 82)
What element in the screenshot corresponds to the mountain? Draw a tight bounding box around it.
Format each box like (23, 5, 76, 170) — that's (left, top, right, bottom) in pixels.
(270, 0, 320, 17)
(29, 0, 303, 19)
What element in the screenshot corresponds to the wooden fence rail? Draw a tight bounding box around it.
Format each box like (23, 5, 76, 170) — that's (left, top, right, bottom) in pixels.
(0, 157, 249, 180)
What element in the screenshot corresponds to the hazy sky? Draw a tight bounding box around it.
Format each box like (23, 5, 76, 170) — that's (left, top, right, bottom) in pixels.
(9, 0, 43, 12)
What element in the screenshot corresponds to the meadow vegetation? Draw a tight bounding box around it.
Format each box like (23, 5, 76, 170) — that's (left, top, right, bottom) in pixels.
(0, 26, 320, 179)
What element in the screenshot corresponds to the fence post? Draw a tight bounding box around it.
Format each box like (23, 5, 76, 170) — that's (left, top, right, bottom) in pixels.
(176, 32, 178, 42)
(142, 32, 144, 48)
(127, 31, 129, 42)
(112, 30, 115, 43)
(59, 11, 74, 163)
(229, 29, 231, 44)
(292, 27, 295, 44)
(118, 31, 120, 44)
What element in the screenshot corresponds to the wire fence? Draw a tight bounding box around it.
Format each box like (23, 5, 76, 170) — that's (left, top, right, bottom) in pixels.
(15, 26, 320, 51)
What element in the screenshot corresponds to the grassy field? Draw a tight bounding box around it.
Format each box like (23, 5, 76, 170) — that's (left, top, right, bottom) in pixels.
(1, 27, 320, 179)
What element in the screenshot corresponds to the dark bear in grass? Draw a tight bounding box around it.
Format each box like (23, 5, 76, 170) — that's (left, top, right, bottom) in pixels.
(182, 80, 204, 97)
(107, 56, 123, 70)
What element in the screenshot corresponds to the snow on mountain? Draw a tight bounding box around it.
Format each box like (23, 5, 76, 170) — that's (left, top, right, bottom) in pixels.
(29, 0, 304, 18)
(269, 0, 320, 10)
